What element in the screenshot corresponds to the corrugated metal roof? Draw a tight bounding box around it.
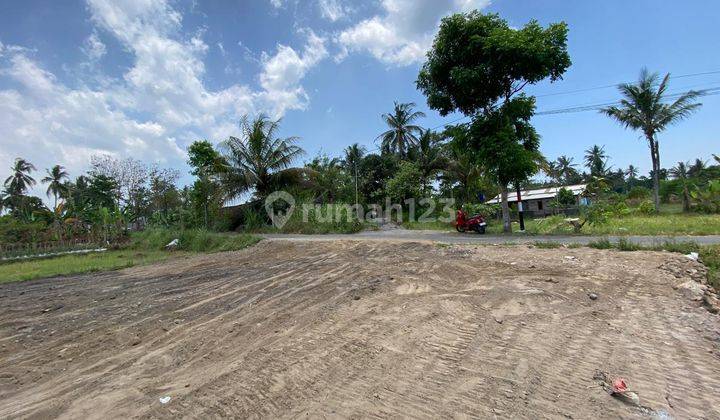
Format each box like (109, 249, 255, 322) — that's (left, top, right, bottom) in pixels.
(485, 184, 586, 204)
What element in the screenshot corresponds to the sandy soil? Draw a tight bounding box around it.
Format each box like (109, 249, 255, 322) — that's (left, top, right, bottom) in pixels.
(0, 240, 719, 419)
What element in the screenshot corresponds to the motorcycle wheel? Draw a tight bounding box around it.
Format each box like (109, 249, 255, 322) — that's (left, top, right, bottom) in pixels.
(456, 225, 466, 233)
(474, 225, 486, 234)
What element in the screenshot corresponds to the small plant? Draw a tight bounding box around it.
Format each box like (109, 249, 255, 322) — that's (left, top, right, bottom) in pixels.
(588, 238, 612, 249)
(616, 237, 640, 251)
(533, 241, 562, 249)
(638, 200, 656, 215)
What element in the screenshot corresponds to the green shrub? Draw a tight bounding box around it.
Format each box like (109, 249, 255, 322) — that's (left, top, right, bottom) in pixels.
(464, 203, 500, 218)
(627, 186, 651, 200)
(588, 238, 612, 249)
(638, 200, 656, 215)
(616, 237, 640, 251)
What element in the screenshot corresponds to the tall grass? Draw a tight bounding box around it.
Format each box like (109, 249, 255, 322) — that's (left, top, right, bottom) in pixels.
(130, 229, 260, 252)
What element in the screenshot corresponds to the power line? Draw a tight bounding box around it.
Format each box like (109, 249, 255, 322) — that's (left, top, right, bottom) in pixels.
(533, 69, 720, 98)
(423, 85, 719, 129)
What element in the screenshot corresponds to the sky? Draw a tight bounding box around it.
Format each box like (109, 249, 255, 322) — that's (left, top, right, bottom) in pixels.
(1, 0, 719, 200)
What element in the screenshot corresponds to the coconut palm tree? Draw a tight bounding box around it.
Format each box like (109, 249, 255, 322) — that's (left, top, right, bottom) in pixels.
(670, 161, 692, 212)
(408, 130, 448, 194)
(688, 158, 707, 178)
(377, 102, 425, 158)
(220, 115, 306, 200)
(602, 68, 703, 212)
(556, 155, 579, 184)
(42, 165, 70, 211)
(4, 158, 36, 197)
(625, 164, 639, 180)
(343, 143, 366, 205)
(583, 145, 609, 177)
(440, 142, 482, 204)
(713, 154, 720, 165)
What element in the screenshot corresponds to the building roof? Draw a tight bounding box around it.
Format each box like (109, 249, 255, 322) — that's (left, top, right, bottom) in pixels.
(485, 184, 587, 204)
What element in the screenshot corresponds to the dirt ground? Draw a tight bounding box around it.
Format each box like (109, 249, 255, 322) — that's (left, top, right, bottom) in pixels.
(1, 240, 719, 419)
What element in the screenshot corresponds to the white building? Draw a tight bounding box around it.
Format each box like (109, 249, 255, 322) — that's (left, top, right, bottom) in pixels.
(486, 184, 588, 217)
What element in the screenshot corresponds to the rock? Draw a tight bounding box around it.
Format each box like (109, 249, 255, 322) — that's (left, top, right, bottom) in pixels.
(165, 239, 180, 251)
(703, 294, 720, 314)
(588, 292, 598, 301)
(159, 396, 171, 404)
(675, 280, 705, 301)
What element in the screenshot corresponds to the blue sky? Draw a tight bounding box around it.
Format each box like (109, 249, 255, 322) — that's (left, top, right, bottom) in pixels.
(1, 0, 719, 197)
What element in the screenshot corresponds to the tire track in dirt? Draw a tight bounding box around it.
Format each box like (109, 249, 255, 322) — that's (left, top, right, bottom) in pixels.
(1, 241, 718, 419)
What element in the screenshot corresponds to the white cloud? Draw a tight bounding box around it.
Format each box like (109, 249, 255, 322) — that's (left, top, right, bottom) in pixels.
(257, 29, 328, 116)
(0, 0, 327, 198)
(82, 32, 106, 61)
(337, 0, 490, 66)
(318, 0, 349, 22)
(269, 0, 284, 8)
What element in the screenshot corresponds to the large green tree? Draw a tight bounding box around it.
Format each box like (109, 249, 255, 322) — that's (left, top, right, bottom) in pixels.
(41, 165, 69, 211)
(407, 130, 448, 194)
(602, 69, 703, 212)
(584, 145, 610, 178)
(669, 161, 692, 212)
(188, 140, 222, 227)
(4, 158, 36, 197)
(417, 12, 570, 232)
(377, 102, 425, 158)
(556, 155, 580, 184)
(220, 115, 306, 200)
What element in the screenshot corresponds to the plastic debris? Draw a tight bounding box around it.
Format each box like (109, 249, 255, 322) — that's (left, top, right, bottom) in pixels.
(159, 396, 171, 404)
(165, 239, 180, 251)
(685, 252, 699, 261)
(612, 378, 628, 393)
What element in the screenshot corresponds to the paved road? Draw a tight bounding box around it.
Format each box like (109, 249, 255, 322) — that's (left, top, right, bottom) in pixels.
(261, 229, 720, 246)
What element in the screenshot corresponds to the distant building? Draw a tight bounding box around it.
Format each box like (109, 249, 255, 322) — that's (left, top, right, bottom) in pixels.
(486, 184, 588, 217)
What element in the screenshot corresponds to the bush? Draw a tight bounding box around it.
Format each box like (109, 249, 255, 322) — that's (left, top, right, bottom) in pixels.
(464, 203, 500, 218)
(691, 180, 720, 214)
(385, 162, 422, 203)
(638, 200, 656, 215)
(627, 186, 651, 200)
(555, 187, 576, 207)
(588, 238, 612, 249)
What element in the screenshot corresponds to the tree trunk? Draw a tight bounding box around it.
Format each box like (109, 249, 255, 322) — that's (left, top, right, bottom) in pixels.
(649, 137, 661, 212)
(682, 185, 691, 212)
(500, 183, 511, 233)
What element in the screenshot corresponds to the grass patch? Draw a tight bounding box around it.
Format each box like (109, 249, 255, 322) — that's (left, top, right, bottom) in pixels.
(532, 241, 563, 249)
(130, 229, 260, 252)
(403, 220, 455, 231)
(588, 238, 613, 249)
(0, 250, 174, 283)
(0, 229, 260, 283)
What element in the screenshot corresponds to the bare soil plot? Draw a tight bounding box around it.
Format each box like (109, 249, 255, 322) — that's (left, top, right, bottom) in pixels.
(0, 240, 718, 419)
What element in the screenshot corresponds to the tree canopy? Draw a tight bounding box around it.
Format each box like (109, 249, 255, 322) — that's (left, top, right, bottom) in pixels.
(417, 12, 571, 115)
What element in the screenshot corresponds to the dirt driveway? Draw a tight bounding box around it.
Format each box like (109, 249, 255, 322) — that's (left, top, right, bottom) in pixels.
(1, 240, 719, 418)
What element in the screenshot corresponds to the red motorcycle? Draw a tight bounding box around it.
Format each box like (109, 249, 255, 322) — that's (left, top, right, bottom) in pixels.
(455, 209, 487, 234)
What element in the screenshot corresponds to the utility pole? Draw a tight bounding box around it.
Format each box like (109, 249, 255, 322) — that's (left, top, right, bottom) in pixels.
(515, 182, 525, 232)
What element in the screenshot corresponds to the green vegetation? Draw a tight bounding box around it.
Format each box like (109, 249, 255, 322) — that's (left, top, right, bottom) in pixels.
(0, 229, 260, 283)
(0, 250, 175, 283)
(602, 69, 704, 212)
(0, 8, 717, 248)
(418, 11, 571, 232)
